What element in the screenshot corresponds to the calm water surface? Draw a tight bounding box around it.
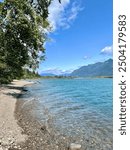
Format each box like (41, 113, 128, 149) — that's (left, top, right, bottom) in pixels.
(22, 78, 113, 150)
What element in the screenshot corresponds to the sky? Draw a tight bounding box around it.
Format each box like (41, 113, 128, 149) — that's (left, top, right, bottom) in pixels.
(0, 0, 113, 75)
(39, 0, 113, 74)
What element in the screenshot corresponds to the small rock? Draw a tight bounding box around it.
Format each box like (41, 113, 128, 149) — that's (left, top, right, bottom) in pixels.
(9, 140, 14, 144)
(14, 145, 18, 149)
(62, 137, 66, 140)
(23, 89, 28, 92)
(40, 138, 43, 141)
(40, 125, 47, 132)
(69, 143, 81, 150)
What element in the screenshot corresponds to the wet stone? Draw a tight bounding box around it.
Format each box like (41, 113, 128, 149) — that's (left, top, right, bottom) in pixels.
(69, 143, 81, 150)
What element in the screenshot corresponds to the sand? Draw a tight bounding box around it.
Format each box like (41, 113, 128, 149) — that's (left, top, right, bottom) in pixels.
(0, 80, 33, 150)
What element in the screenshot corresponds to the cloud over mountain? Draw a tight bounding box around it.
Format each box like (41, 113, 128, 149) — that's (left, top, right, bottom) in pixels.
(39, 68, 73, 75)
(100, 45, 113, 55)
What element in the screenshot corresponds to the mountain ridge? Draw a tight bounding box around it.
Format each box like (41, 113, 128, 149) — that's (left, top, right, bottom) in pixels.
(70, 59, 113, 77)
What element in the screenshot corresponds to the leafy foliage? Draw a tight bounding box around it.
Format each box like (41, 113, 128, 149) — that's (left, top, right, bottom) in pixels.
(22, 69, 40, 79)
(0, 0, 52, 84)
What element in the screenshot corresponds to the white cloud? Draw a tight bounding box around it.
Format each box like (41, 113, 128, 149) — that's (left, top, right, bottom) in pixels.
(83, 55, 92, 60)
(100, 45, 113, 55)
(48, 0, 82, 31)
(39, 68, 73, 75)
(68, 2, 83, 22)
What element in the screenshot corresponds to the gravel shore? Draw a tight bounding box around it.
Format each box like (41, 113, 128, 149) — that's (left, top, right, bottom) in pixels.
(0, 80, 71, 150)
(0, 80, 33, 150)
(14, 90, 77, 150)
(0, 80, 82, 150)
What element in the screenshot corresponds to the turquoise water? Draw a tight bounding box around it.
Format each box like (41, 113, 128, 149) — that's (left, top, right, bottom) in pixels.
(24, 78, 113, 149)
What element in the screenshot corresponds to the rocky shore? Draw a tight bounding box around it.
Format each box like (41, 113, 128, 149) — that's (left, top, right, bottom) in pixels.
(15, 92, 82, 150)
(0, 80, 33, 150)
(0, 80, 82, 150)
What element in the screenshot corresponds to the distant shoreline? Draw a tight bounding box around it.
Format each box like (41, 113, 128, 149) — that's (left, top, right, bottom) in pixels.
(34, 75, 113, 79)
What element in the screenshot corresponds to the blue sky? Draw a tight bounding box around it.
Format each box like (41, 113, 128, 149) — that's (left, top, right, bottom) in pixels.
(39, 0, 113, 74)
(0, 0, 113, 74)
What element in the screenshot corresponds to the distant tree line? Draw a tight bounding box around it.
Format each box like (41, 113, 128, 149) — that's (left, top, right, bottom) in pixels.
(0, 0, 61, 84)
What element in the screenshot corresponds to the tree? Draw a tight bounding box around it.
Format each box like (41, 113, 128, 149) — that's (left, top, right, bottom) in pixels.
(0, 0, 51, 83)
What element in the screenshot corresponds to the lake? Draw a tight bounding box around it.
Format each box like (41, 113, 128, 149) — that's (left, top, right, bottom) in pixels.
(22, 78, 113, 150)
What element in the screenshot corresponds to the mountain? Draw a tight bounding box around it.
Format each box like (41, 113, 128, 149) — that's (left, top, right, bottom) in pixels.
(70, 59, 113, 77)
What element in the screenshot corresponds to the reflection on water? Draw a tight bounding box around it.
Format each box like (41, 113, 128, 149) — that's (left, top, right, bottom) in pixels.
(22, 78, 113, 150)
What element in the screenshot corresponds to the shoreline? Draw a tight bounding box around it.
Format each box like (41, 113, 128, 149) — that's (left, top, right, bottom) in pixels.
(0, 80, 77, 150)
(0, 80, 34, 150)
(14, 87, 75, 150)
(0, 79, 112, 150)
